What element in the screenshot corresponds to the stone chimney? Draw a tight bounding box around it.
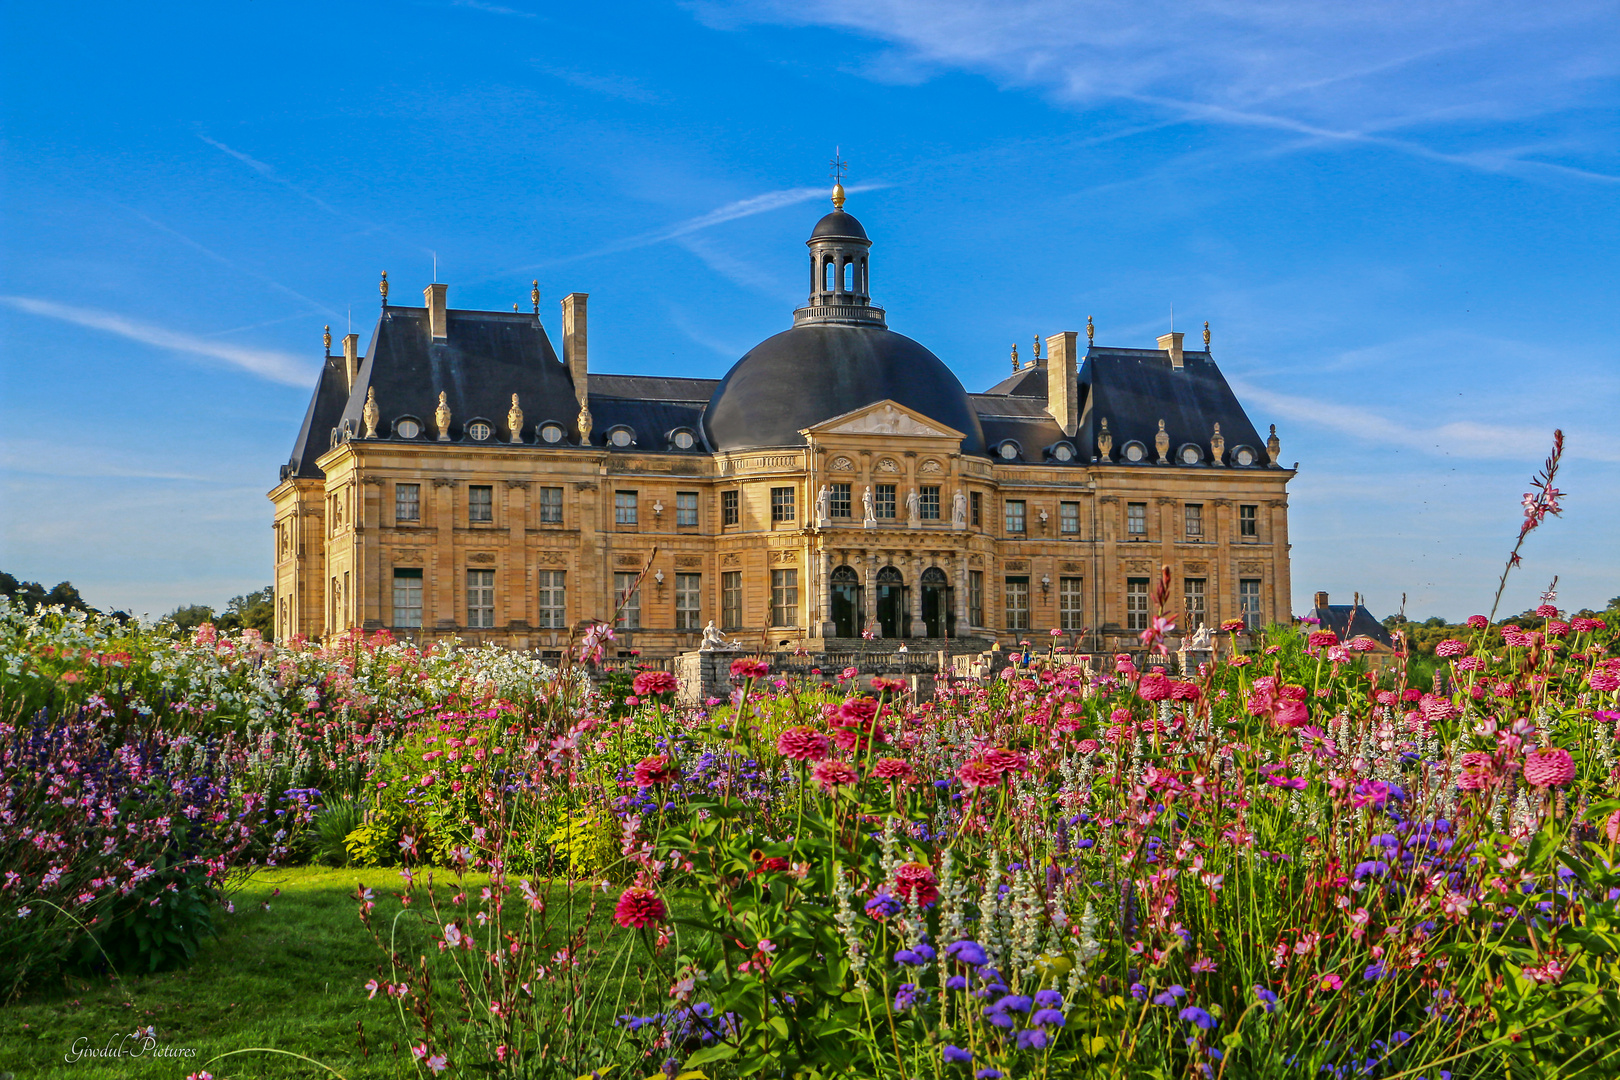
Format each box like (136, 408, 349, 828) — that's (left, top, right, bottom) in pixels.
(561, 293, 590, 439)
(342, 333, 360, 392)
(1314, 591, 1329, 610)
(1045, 331, 1079, 437)
(424, 283, 448, 340)
(1157, 331, 1185, 370)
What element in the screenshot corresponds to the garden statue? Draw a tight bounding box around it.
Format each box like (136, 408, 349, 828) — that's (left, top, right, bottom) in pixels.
(699, 621, 733, 651)
(1190, 623, 1213, 650)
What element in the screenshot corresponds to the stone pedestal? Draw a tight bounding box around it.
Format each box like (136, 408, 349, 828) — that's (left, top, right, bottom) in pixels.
(676, 651, 739, 707)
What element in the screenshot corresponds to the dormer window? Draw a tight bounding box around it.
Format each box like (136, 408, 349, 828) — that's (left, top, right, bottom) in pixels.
(1121, 441, 1147, 463)
(997, 441, 1020, 461)
(608, 426, 635, 448)
(1048, 441, 1075, 462)
(669, 428, 696, 450)
(1178, 443, 1203, 465)
(1232, 445, 1257, 467)
(395, 417, 421, 439)
(540, 422, 565, 444)
(467, 420, 493, 442)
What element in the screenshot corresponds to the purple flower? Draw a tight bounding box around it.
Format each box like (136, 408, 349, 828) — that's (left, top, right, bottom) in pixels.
(1031, 1008, 1065, 1027)
(894, 949, 926, 966)
(1179, 1005, 1218, 1030)
(942, 1045, 973, 1064)
(946, 975, 968, 990)
(1253, 986, 1279, 1014)
(1016, 1028, 1050, 1049)
(976, 1070, 1004, 1080)
(996, 994, 1032, 1013)
(894, 983, 920, 1011)
(865, 894, 902, 919)
(1153, 985, 1187, 1007)
(1034, 989, 1065, 1009)
(947, 940, 988, 966)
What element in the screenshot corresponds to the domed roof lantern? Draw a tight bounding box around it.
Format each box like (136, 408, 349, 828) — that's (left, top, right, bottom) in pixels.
(798, 165, 883, 328)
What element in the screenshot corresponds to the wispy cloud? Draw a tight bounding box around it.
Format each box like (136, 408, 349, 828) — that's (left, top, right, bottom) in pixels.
(0, 296, 316, 387)
(533, 63, 659, 103)
(450, 0, 536, 16)
(700, 1, 1620, 182)
(474, 182, 889, 280)
(196, 134, 344, 216)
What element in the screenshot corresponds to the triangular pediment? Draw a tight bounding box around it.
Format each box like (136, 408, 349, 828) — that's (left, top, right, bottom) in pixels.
(801, 400, 965, 440)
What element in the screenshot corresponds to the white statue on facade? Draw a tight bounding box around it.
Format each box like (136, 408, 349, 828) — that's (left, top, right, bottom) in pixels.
(1189, 623, 1213, 650)
(905, 488, 921, 528)
(862, 485, 877, 528)
(816, 484, 831, 527)
(952, 489, 967, 529)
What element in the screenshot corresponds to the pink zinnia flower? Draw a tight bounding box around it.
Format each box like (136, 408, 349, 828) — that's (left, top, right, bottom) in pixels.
(776, 726, 830, 762)
(614, 887, 666, 928)
(1467, 615, 1489, 630)
(730, 658, 771, 680)
(872, 757, 913, 781)
(894, 862, 939, 907)
(632, 754, 679, 787)
(1522, 747, 1575, 788)
(981, 747, 1029, 775)
(957, 759, 1003, 790)
(811, 759, 859, 791)
(1535, 604, 1559, 618)
(1076, 739, 1101, 754)
(1435, 639, 1467, 658)
(1307, 630, 1339, 650)
(1348, 636, 1377, 652)
(632, 670, 678, 697)
(1590, 673, 1620, 693)
(1137, 672, 1172, 701)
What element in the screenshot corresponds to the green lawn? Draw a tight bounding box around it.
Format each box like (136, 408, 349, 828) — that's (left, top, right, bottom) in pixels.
(0, 867, 653, 1080)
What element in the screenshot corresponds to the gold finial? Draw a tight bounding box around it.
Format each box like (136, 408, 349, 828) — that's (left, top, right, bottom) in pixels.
(1010, 343, 1019, 373)
(362, 387, 379, 438)
(435, 391, 451, 441)
(323, 325, 332, 354)
(1033, 335, 1041, 363)
(531, 280, 540, 314)
(380, 271, 389, 307)
(512, 303, 519, 312)
(1097, 417, 1113, 462)
(1203, 320, 1211, 349)
(830, 148, 848, 210)
(507, 393, 524, 444)
(1086, 315, 1094, 346)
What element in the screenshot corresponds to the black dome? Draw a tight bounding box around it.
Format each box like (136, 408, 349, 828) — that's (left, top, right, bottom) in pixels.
(701, 324, 987, 455)
(810, 210, 869, 242)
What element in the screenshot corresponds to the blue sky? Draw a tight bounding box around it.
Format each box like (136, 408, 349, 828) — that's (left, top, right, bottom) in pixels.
(2, 0, 1617, 620)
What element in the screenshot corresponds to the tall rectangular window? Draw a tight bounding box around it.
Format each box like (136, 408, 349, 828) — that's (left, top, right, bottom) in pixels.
(1127, 502, 1147, 538)
(539, 486, 563, 524)
(1185, 503, 1204, 540)
(771, 569, 798, 626)
(537, 570, 566, 629)
(1005, 499, 1026, 534)
(919, 485, 940, 521)
(675, 573, 701, 629)
(722, 490, 739, 526)
(1184, 577, 1207, 630)
(467, 569, 495, 628)
(393, 568, 422, 627)
(770, 486, 795, 523)
(970, 492, 982, 527)
(1059, 501, 1080, 536)
(876, 484, 897, 520)
(969, 570, 984, 626)
(395, 483, 420, 523)
(1004, 576, 1030, 631)
(1240, 503, 1258, 539)
(1126, 577, 1150, 632)
(721, 571, 743, 629)
(676, 491, 699, 527)
(1240, 579, 1263, 631)
(830, 482, 852, 518)
(613, 571, 641, 629)
(615, 490, 638, 526)
(1059, 576, 1084, 631)
(469, 485, 493, 524)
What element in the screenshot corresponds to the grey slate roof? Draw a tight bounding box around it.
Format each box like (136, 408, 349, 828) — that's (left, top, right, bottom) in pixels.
(1311, 604, 1396, 648)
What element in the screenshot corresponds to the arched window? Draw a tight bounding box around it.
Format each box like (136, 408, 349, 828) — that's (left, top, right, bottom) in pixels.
(843, 259, 853, 292)
(859, 256, 868, 294)
(824, 257, 836, 293)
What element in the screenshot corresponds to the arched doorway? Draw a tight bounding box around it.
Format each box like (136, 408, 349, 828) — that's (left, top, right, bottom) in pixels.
(830, 565, 860, 638)
(921, 566, 952, 638)
(875, 565, 907, 639)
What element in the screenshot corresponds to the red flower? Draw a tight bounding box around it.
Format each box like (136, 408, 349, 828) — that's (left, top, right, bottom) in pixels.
(811, 759, 859, 791)
(870, 675, 908, 693)
(894, 862, 939, 907)
(1523, 747, 1575, 788)
(1170, 681, 1201, 702)
(1220, 618, 1247, 633)
(632, 670, 678, 697)
(1076, 739, 1101, 754)
(1435, 639, 1467, 657)
(632, 754, 679, 787)
(614, 887, 665, 928)
(1467, 615, 1489, 630)
(1307, 630, 1340, 650)
(957, 759, 1002, 790)
(982, 747, 1029, 775)
(776, 726, 830, 762)
(872, 757, 913, 781)
(1137, 672, 1172, 701)
(730, 658, 771, 680)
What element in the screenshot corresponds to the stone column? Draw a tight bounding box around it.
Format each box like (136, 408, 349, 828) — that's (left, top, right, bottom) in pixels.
(909, 552, 924, 638)
(864, 551, 878, 636)
(954, 552, 969, 636)
(822, 549, 834, 636)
